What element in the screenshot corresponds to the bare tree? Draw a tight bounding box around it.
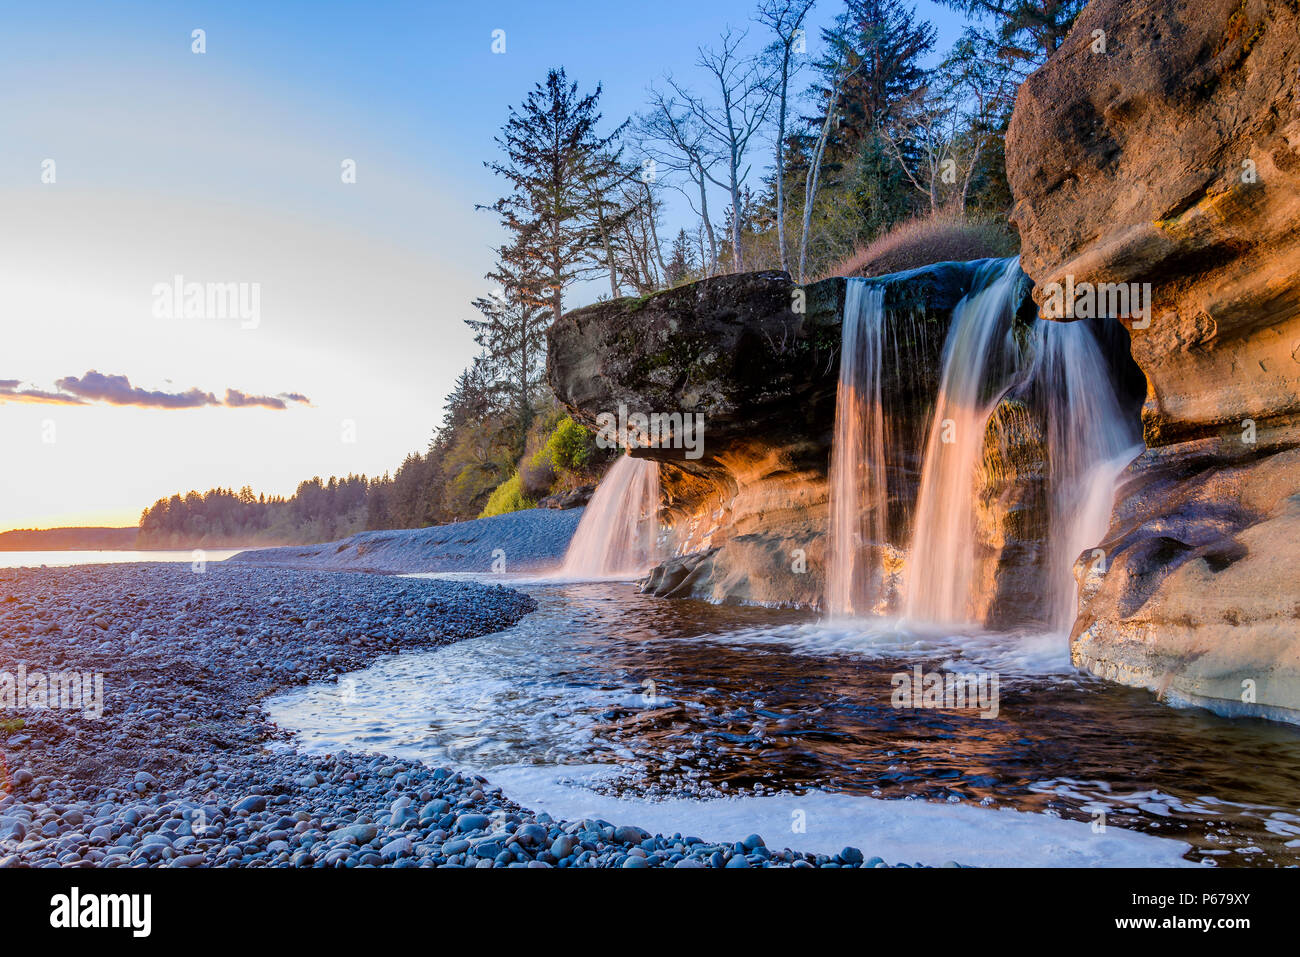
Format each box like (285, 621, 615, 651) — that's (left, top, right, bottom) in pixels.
(756, 0, 817, 274)
(581, 150, 640, 298)
(798, 16, 865, 282)
(880, 35, 1015, 215)
(637, 177, 670, 283)
(614, 173, 670, 290)
(667, 28, 775, 272)
(943, 32, 1018, 211)
(579, 162, 672, 295)
(879, 88, 949, 214)
(612, 177, 662, 293)
(636, 93, 722, 276)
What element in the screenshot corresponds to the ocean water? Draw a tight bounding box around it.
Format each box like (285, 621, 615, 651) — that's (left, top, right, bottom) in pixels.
(0, 549, 246, 569)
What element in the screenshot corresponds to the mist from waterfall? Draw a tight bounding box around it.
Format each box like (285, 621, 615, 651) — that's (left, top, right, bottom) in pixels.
(559, 454, 661, 578)
(902, 258, 1027, 627)
(826, 281, 889, 617)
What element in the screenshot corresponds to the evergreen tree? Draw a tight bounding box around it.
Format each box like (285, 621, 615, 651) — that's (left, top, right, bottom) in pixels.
(470, 235, 550, 431)
(935, 0, 1085, 80)
(483, 68, 627, 324)
(815, 0, 936, 159)
(664, 228, 697, 285)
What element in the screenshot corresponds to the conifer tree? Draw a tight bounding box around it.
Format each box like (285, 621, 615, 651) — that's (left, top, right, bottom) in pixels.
(483, 67, 627, 324)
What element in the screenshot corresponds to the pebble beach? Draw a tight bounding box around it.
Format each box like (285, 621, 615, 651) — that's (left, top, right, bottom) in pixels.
(0, 561, 922, 869)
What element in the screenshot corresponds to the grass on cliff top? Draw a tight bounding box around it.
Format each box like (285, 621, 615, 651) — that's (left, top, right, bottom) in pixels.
(822, 213, 1018, 280)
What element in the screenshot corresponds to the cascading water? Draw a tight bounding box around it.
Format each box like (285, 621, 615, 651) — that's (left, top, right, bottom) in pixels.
(902, 258, 1027, 627)
(825, 281, 889, 617)
(1030, 321, 1144, 631)
(559, 454, 661, 578)
(812, 254, 1146, 634)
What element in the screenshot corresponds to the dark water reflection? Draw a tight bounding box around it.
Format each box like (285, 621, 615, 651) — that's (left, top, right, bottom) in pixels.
(270, 581, 1300, 866)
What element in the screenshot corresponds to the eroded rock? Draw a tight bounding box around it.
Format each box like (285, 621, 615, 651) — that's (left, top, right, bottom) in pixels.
(1007, 0, 1300, 718)
(1008, 0, 1300, 446)
(547, 264, 1016, 607)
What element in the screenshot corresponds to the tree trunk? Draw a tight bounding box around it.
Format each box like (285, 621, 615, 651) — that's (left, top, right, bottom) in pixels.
(697, 169, 718, 277)
(592, 193, 619, 298)
(775, 49, 791, 273)
(601, 220, 619, 299)
(643, 182, 669, 283)
(799, 103, 835, 283)
(729, 149, 744, 273)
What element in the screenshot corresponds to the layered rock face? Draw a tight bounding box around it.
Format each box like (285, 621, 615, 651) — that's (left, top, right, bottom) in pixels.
(1007, 0, 1300, 717)
(547, 265, 1011, 607)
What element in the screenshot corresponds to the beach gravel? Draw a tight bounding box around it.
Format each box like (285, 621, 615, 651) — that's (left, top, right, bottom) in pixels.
(0, 561, 935, 868)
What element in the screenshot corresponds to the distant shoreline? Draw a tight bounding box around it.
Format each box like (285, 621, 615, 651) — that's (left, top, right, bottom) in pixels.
(0, 526, 310, 552)
(0, 546, 265, 552)
(0, 526, 139, 551)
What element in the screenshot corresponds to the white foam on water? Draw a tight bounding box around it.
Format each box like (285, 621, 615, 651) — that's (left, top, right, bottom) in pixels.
(678, 616, 1075, 677)
(486, 763, 1197, 867)
(1031, 777, 1300, 859)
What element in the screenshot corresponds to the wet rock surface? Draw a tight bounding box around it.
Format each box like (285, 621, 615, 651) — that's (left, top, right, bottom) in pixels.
(1071, 442, 1300, 720)
(537, 485, 595, 509)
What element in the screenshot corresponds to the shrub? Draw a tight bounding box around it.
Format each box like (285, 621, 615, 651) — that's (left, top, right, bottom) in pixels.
(519, 426, 558, 500)
(541, 416, 593, 472)
(526, 414, 593, 483)
(821, 213, 1018, 280)
(479, 472, 536, 518)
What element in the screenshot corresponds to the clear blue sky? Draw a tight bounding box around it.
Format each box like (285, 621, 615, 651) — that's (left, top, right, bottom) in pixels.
(0, 0, 973, 530)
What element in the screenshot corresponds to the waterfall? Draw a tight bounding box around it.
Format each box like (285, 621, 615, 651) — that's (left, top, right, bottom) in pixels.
(1031, 321, 1144, 631)
(902, 258, 1027, 627)
(559, 455, 661, 578)
(897, 256, 1141, 632)
(826, 281, 889, 617)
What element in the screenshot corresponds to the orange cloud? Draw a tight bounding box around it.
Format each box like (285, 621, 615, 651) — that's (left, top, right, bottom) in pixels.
(0, 371, 310, 410)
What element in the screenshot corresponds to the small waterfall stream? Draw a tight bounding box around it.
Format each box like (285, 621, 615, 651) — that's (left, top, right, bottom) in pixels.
(1030, 321, 1144, 631)
(559, 454, 660, 578)
(825, 282, 889, 617)
(902, 259, 1027, 627)
(827, 256, 1141, 633)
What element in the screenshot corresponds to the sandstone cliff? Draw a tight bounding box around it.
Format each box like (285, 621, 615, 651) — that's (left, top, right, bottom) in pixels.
(1007, 0, 1300, 718)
